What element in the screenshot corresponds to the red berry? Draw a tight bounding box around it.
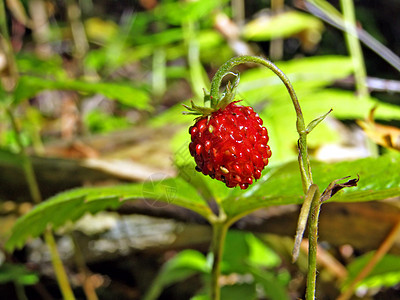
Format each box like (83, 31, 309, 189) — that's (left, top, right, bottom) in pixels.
(189, 102, 271, 189)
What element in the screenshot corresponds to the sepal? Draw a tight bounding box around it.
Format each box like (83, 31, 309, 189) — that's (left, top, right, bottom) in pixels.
(182, 100, 215, 116)
(305, 109, 333, 134)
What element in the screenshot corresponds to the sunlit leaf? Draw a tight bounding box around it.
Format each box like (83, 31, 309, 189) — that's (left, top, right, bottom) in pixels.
(133, 28, 184, 46)
(238, 56, 354, 105)
(16, 54, 67, 79)
(246, 234, 281, 268)
(260, 88, 400, 162)
(143, 250, 207, 300)
(84, 17, 118, 43)
(342, 252, 400, 290)
(248, 265, 290, 300)
(220, 154, 400, 219)
(0, 263, 39, 285)
(12, 76, 150, 109)
(222, 230, 250, 273)
(5, 178, 212, 252)
(84, 109, 131, 133)
(220, 283, 257, 300)
(154, 0, 229, 25)
(242, 11, 323, 41)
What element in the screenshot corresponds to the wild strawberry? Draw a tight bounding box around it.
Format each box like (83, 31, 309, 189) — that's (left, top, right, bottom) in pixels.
(184, 80, 271, 189)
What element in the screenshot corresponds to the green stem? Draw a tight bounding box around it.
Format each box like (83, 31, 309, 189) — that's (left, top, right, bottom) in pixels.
(0, 0, 9, 40)
(152, 47, 167, 100)
(209, 56, 312, 190)
(44, 230, 76, 300)
(7, 108, 76, 300)
(71, 233, 99, 300)
(306, 188, 321, 300)
(340, 0, 368, 98)
(0, 0, 19, 89)
(1, 3, 76, 298)
(6, 108, 42, 204)
(210, 219, 229, 300)
(14, 281, 28, 300)
(292, 184, 319, 262)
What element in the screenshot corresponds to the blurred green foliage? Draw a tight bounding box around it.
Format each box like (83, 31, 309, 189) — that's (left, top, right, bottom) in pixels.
(1, 0, 400, 299)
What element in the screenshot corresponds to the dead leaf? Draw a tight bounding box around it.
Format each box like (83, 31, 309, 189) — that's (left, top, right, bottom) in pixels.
(357, 107, 400, 151)
(320, 175, 359, 202)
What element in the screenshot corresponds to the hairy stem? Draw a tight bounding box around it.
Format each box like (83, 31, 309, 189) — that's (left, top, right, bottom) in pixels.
(306, 188, 322, 300)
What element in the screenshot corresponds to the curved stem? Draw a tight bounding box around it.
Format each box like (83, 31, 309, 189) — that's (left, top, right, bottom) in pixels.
(209, 56, 319, 299)
(209, 55, 312, 190)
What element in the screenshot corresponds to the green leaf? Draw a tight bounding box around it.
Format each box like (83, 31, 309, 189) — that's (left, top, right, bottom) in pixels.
(246, 234, 281, 269)
(5, 178, 212, 252)
(150, 99, 198, 128)
(222, 230, 250, 273)
(12, 76, 150, 109)
(236, 56, 400, 163)
(132, 28, 184, 46)
(238, 56, 355, 103)
(143, 250, 207, 300)
(191, 283, 257, 300)
(343, 252, 400, 290)
(154, 0, 229, 25)
(221, 154, 400, 219)
(191, 295, 210, 300)
(261, 88, 400, 162)
(248, 265, 290, 300)
(16, 53, 67, 79)
(84, 109, 131, 133)
(222, 231, 281, 272)
(0, 263, 39, 285)
(220, 283, 257, 300)
(242, 11, 324, 41)
(0, 148, 23, 167)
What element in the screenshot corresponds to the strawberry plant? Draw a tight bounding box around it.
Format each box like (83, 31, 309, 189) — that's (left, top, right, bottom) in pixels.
(2, 0, 400, 299)
(4, 54, 400, 300)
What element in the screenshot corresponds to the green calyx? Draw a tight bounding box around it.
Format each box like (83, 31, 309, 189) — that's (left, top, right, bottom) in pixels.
(183, 72, 240, 117)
